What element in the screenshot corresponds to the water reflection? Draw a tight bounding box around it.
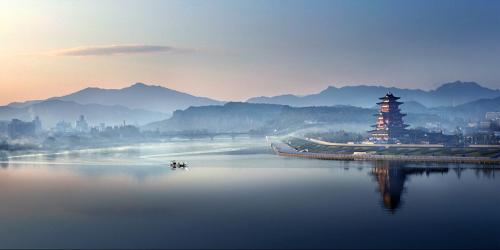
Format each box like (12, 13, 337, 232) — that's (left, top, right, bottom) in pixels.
(369, 161, 497, 213)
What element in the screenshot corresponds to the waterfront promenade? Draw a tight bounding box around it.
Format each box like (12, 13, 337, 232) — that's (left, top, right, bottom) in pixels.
(271, 142, 500, 165)
(305, 137, 500, 149)
(305, 138, 445, 148)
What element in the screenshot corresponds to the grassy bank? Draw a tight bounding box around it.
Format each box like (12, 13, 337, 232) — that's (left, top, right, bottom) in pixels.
(286, 137, 500, 158)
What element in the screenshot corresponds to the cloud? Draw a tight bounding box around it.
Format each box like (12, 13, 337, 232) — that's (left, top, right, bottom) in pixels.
(51, 44, 190, 56)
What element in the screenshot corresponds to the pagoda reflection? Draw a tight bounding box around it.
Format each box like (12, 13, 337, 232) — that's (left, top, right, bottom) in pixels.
(370, 161, 449, 213)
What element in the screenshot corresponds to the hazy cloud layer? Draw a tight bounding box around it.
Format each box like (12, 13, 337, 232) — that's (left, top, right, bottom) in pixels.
(52, 44, 188, 56)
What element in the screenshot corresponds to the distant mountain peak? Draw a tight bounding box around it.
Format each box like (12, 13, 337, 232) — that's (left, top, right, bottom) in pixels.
(49, 82, 222, 113)
(248, 81, 500, 108)
(435, 81, 481, 91)
(80, 86, 102, 92)
(126, 82, 182, 93)
(129, 82, 151, 88)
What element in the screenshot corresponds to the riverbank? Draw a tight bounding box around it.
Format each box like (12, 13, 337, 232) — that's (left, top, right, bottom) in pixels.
(272, 138, 500, 165)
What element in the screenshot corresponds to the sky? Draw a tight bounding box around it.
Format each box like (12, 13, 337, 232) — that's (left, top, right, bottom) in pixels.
(1, 0, 499, 104)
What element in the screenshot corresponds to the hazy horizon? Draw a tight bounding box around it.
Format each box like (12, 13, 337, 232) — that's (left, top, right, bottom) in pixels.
(4, 80, 500, 106)
(1, 0, 500, 105)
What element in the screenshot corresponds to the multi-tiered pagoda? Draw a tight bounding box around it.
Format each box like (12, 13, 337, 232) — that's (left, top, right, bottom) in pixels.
(369, 93, 409, 142)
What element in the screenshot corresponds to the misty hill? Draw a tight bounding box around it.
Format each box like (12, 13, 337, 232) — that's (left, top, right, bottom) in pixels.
(247, 81, 500, 108)
(7, 100, 44, 108)
(0, 99, 169, 128)
(395, 101, 429, 114)
(9, 83, 222, 114)
(430, 96, 500, 120)
(143, 102, 445, 134)
(145, 102, 287, 133)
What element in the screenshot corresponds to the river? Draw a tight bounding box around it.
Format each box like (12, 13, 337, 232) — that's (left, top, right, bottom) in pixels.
(0, 137, 498, 249)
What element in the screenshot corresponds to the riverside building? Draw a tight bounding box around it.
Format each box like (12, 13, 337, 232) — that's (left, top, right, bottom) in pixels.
(369, 93, 409, 143)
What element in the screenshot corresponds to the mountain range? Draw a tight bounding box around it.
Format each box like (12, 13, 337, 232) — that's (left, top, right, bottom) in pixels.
(2, 83, 222, 127)
(9, 82, 221, 113)
(144, 81, 500, 134)
(429, 96, 500, 120)
(0, 99, 169, 128)
(2, 81, 499, 131)
(247, 81, 500, 108)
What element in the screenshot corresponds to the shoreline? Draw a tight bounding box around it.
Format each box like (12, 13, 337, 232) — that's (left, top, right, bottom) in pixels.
(271, 142, 500, 165)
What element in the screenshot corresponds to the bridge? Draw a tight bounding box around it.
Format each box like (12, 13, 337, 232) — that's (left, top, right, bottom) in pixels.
(164, 132, 250, 140)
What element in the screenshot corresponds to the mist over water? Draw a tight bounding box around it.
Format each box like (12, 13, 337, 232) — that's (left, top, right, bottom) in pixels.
(0, 138, 499, 249)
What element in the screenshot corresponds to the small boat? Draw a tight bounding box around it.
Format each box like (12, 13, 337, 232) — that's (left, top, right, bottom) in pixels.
(170, 160, 177, 168)
(170, 160, 188, 169)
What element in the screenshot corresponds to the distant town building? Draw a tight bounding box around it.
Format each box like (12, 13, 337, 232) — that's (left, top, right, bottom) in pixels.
(483, 112, 500, 132)
(55, 121, 73, 134)
(75, 115, 89, 132)
(33, 116, 42, 134)
(369, 93, 409, 142)
(98, 124, 141, 138)
(0, 121, 9, 137)
(493, 131, 500, 136)
(479, 121, 491, 131)
(494, 120, 500, 130)
(485, 112, 500, 121)
(7, 118, 36, 138)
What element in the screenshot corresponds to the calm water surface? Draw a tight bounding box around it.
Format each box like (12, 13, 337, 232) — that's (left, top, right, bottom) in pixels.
(0, 138, 499, 249)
